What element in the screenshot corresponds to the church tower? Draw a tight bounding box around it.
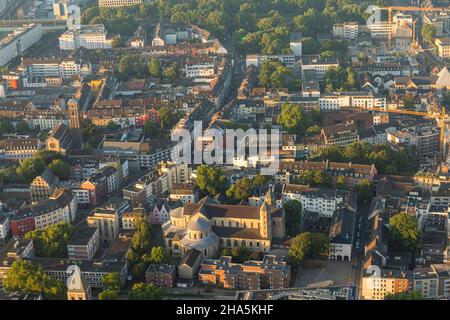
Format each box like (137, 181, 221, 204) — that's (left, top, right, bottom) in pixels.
(66, 265, 91, 300)
(68, 99, 82, 151)
(259, 201, 272, 239)
(264, 188, 275, 207)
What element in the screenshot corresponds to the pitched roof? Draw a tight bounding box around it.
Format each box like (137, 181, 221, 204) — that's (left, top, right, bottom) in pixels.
(436, 66, 450, 86)
(179, 249, 202, 268)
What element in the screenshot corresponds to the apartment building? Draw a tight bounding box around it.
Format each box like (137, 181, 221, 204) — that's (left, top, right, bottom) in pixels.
(30, 167, 59, 203)
(185, 62, 216, 78)
(329, 207, 356, 261)
(0, 24, 43, 66)
(435, 38, 450, 59)
(300, 55, 339, 81)
(59, 25, 113, 50)
(386, 126, 440, 159)
(282, 184, 352, 218)
(321, 122, 360, 147)
(67, 226, 100, 261)
(169, 183, 200, 204)
(319, 92, 386, 111)
(245, 54, 296, 68)
(333, 22, 359, 40)
(0, 138, 41, 161)
(198, 255, 291, 290)
(11, 188, 77, 237)
(22, 58, 83, 79)
(361, 269, 412, 300)
(86, 208, 120, 244)
(146, 264, 176, 288)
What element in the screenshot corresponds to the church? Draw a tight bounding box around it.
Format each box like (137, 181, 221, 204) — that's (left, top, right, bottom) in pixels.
(162, 191, 285, 257)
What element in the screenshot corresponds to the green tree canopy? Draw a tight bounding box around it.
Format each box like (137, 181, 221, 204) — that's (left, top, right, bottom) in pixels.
(421, 24, 436, 43)
(149, 246, 168, 264)
(24, 223, 74, 258)
(389, 213, 422, 254)
(284, 200, 302, 237)
(128, 282, 164, 300)
(385, 291, 423, 300)
(16, 158, 45, 183)
(148, 57, 162, 78)
(48, 159, 71, 180)
(226, 177, 253, 203)
(195, 165, 230, 197)
(289, 232, 330, 265)
(3, 260, 66, 299)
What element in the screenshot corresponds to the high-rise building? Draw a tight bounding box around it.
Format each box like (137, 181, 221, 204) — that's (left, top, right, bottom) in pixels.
(68, 99, 83, 151)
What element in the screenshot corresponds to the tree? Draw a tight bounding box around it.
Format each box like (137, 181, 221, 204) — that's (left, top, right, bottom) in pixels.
(144, 121, 160, 138)
(289, 232, 330, 265)
(336, 176, 347, 189)
(389, 213, 422, 255)
(118, 55, 146, 80)
(222, 246, 252, 263)
(158, 107, 175, 129)
(149, 246, 167, 264)
(48, 159, 70, 180)
(356, 179, 373, 205)
(98, 289, 119, 300)
(106, 121, 119, 131)
(195, 165, 229, 196)
(100, 272, 122, 299)
(130, 218, 151, 257)
(252, 174, 271, 187)
(277, 103, 305, 134)
(16, 158, 45, 183)
(0, 118, 13, 135)
(148, 58, 162, 78)
(284, 200, 302, 237)
(24, 223, 74, 258)
(3, 260, 66, 299)
(421, 24, 436, 43)
(226, 177, 253, 202)
(128, 282, 164, 300)
(385, 291, 423, 300)
(165, 62, 181, 83)
(15, 120, 31, 134)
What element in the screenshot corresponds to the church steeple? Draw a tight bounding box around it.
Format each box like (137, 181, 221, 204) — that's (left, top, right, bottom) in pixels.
(259, 200, 272, 239)
(66, 265, 91, 300)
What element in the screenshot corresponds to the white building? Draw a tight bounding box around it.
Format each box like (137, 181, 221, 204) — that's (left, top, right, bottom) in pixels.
(319, 91, 386, 111)
(246, 54, 296, 68)
(59, 24, 113, 50)
(0, 24, 43, 67)
(282, 184, 350, 218)
(290, 32, 303, 57)
(300, 55, 339, 81)
(435, 38, 450, 59)
(333, 22, 359, 40)
(185, 63, 215, 78)
(22, 58, 82, 79)
(98, 0, 142, 8)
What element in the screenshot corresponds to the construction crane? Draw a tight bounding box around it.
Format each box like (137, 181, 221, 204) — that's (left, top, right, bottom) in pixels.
(363, 106, 447, 161)
(376, 6, 444, 49)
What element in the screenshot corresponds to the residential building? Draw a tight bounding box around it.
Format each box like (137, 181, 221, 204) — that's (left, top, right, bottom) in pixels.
(121, 208, 145, 230)
(319, 92, 386, 111)
(0, 138, 41, 161)
(329, 207, 356, 261)
(300, 55, 339, 81)
(30, 167, 59, 203)
(321, 122, 360, 147)
(87, 208, 120, 244)
(146, 264, 176, 288)
(67, 226, 100, 261)
(169, 183, 200, 204)
(59, 25, 113, 50)
(198, 255, 291, 290)
(333, 22, 359, 40)
(435, 38, 450, 59)
(22, 58, 83, 79)
(361, 269, 412, 300)
(178, 249, 203, 280)
(0, 24, 43, 67)
(282, 184, 354, 218)
(11, 188, 77, 237)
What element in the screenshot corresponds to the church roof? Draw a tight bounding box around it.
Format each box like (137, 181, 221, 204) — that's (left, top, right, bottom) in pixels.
(66, 265, 89, 293)
(436, 66, 450, 86)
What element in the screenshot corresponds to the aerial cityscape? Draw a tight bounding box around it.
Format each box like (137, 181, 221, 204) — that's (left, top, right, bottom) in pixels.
(0, 0, 449, 303)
